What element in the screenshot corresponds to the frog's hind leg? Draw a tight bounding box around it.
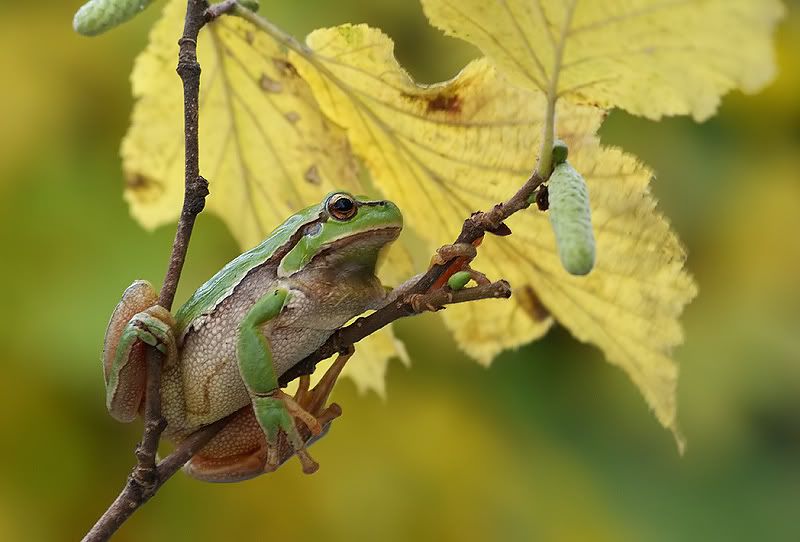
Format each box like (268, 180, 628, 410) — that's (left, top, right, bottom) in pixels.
(103, 281, 177, 422)
(184, 401, 342, 483)
(294, 350, 353, 416)
(183, 406, 268, 483)
(186, 354, 349, 483)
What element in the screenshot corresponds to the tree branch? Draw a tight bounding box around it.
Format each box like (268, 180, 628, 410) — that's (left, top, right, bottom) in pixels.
(279, 172, 544, 385)
(82, 1, 210, 540)
(84, 1, 550, 539)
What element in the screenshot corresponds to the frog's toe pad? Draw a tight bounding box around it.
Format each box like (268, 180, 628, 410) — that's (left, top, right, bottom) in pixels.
(295, 449, 319, 474)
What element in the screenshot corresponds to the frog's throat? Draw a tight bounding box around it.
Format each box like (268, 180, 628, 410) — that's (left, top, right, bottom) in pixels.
(277, 226, 401, 278)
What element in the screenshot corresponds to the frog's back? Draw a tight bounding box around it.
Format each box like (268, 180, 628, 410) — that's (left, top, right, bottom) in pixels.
(174, 205, 322, 337)
(164, 205, 324, 433)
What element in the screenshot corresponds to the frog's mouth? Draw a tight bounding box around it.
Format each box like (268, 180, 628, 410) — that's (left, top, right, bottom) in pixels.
(318, 226, 402, 253)
(280, 224, 402, 277)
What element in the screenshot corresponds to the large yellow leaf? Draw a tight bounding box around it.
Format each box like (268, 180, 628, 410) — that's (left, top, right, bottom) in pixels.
(290, 25, 696, 444)
(121, 0, 406, 395)
(421, 0, 783, 120)
(122, 0, 358, 246)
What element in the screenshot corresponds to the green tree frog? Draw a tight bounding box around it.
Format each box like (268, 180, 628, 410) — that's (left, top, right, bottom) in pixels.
(103, 192, 404, 481)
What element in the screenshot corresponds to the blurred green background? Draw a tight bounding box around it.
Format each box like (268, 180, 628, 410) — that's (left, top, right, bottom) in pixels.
(1, 1, 798, 540)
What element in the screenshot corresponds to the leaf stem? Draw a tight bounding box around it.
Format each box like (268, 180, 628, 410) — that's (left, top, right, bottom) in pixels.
(535, 0, 577, 179)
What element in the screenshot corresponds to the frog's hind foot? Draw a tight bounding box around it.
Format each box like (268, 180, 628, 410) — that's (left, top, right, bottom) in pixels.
(293, 349, 353, 416)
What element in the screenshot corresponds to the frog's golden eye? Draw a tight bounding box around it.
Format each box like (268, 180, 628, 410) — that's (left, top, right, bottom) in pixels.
(327, 193, 357, 221)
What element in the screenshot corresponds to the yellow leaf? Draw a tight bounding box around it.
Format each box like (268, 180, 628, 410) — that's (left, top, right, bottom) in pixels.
(121, 0, 407, 395)
(421, 0, 783, 120)
(122, 0, 357, 246)
(342, 324, 410, 396)
(291, 24, 696, 443)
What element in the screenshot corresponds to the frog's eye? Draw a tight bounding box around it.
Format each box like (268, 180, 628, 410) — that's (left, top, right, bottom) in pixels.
(327, 193, 357, 221)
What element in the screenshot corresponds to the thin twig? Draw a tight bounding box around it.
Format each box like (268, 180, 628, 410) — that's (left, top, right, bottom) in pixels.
(82, 1, 210, 540)
(84, 0, 551, 538)
(205, 0, 238, 20)
(156, 281, 512, 471)
(411, 280, 512, 311)
(280, 171, 544, 384)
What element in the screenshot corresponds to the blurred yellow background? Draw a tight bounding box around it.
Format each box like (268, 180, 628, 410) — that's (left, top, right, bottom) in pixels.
(1, 1, 798, 541)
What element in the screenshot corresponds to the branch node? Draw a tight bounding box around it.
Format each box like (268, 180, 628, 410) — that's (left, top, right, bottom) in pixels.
(205, 0, 239, 21)
(185, 175, 210, 215)
(176, 59, 201, 78)
(86, 0, 543, 537)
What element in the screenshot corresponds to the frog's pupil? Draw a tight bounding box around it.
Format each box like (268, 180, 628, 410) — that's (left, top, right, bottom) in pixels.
(332, 197, 354, 213)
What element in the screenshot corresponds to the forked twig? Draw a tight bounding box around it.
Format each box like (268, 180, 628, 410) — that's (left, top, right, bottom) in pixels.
(82, 1, 548, 539)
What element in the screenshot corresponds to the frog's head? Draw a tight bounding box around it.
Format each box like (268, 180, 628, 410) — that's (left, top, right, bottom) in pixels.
(278, 192, 403, 277)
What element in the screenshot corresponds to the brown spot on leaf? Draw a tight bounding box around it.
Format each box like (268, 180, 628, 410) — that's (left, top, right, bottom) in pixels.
(125, 173, 152, 190)
(272, 58, 299, 78)
(427, 92, 462, 113)
(400, 90, 463, 114)
(304, 165, 321, 185)
(245, 31, 255, 45)
(517, 285, 550, 322)
(259, 74, 283, 93)
(285, 111, 301, 124)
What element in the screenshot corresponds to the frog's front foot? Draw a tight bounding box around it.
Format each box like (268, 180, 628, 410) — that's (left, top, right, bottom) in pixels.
(427, 242, 482, 291)
(253, 389, 323, 474)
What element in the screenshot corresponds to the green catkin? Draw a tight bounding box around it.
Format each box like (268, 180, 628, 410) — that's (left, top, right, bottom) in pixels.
(547, 161, 595, 275)
(73, 0, 154, 37)
(447, 271, 472, 291)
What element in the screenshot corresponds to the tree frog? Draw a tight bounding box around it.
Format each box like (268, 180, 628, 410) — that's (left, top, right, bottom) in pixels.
(102, 192, 403, 482)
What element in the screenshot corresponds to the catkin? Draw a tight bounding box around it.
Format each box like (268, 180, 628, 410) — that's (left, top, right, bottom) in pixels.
(547, 162, 595, 275)
(73, 0, 154, 37)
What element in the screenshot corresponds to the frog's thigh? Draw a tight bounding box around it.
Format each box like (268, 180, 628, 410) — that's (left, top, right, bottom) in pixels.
(103, 280, 159, 381)
(104, 281, 178, 423)
(105, 311, 177, 422)
(183, 406, 270, 482)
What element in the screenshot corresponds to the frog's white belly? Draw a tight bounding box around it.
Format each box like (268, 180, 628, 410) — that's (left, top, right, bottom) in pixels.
(161, 324, 335, 434)
(160, 264, 383, 436)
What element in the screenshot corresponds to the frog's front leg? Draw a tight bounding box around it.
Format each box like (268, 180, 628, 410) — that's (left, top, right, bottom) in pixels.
(237, 287, 323, 474)
(103, 280, 178, 423)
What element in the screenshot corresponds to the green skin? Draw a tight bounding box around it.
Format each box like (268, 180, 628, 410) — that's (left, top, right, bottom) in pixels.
(102, 192, 404, 479)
